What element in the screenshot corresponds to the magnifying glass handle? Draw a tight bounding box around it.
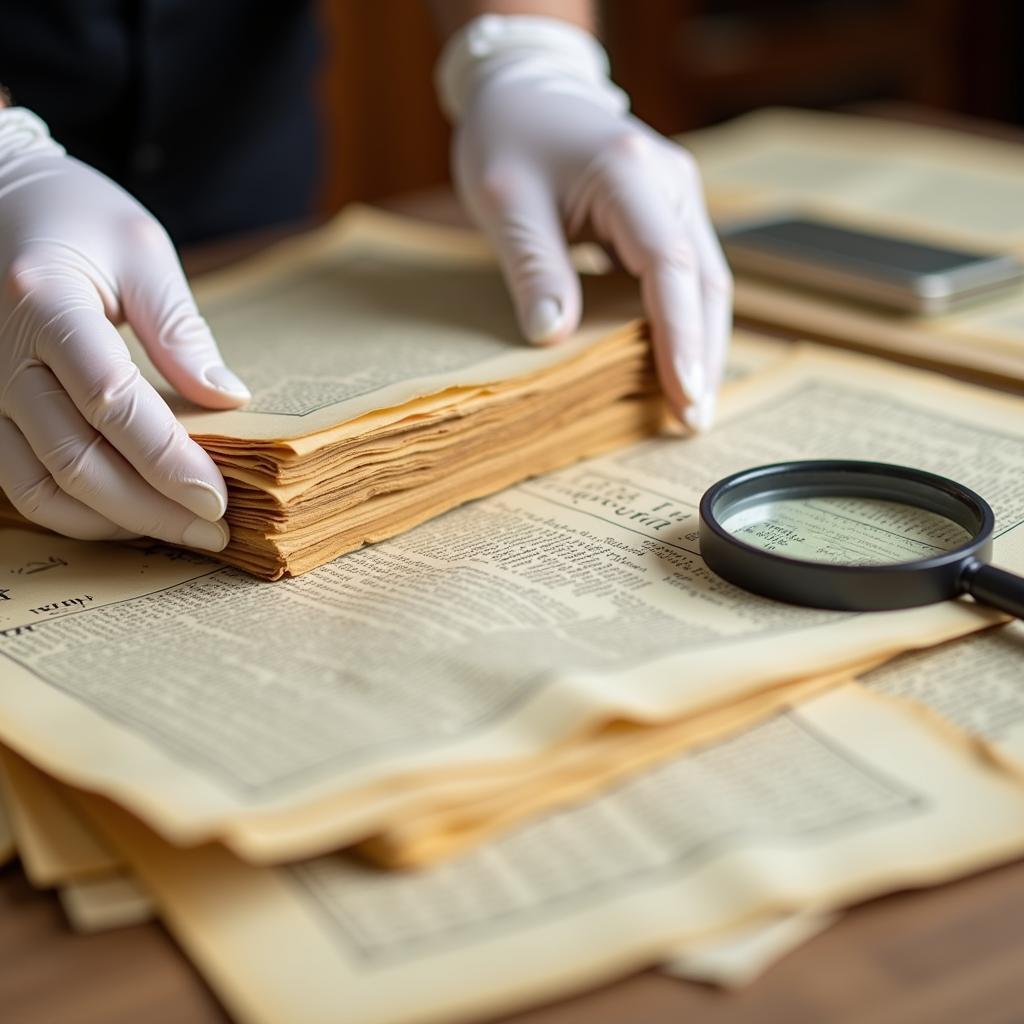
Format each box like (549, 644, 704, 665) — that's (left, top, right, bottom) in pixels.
(960, 560, 1024, 619)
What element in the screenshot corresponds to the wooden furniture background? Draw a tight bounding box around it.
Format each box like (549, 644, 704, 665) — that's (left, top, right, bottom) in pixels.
(313, 0, 1017, 216)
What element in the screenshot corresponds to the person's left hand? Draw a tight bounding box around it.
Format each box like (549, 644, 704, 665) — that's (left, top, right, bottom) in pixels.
(442, 18, 732, 432)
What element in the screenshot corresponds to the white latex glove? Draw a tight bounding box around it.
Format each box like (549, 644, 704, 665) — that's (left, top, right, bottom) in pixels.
(0, 108, 250, 550)
(438, 15, 732, 431)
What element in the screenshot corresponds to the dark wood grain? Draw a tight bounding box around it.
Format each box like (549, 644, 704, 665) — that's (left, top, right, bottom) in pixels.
(4, 856, 1024, 1024)
(0, 863, 228, 1024)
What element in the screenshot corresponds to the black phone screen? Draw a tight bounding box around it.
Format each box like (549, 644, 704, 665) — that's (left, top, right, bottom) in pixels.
(722, 218, 991, 278)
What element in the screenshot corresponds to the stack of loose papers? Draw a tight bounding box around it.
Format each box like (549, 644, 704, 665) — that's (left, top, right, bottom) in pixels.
(145, 208, 665, 579)
(5, 322, 1024, 1020)
(684, 108, 1024, 387)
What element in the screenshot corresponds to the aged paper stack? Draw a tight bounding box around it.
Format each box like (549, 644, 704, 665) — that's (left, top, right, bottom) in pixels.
(685, 108, 1024, 387)
(5, 319, 1024, 1020)
(146, 208, 664, 579)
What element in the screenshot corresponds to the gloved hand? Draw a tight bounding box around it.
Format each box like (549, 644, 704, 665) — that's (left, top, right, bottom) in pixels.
(0, 107, 250, 550)
(438, 15, 731, 432)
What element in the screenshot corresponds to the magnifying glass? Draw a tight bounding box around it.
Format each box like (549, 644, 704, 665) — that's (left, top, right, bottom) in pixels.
(698, 460, 1024, 618)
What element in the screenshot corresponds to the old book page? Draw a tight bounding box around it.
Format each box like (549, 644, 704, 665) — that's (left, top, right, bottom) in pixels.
(685, 107, 1024, 252)
(662, 910, 839, 988)
(862, 623, 1024, 774)
(685, 108, 1024, 385)
(0, 749, 120, 886)
(0, 348, 1022, 862)
(723, 328, 794, 382)
(0, 742, 835, 973)
(0, 740, 836, 965)
(136, 207, 646, 444)
(123, 205, 677, 578)
(356, 667, 879, 868)
(728, 278, 1024, 389)
(58, 874, 155, 933)
(73, 684, 1024, 1024)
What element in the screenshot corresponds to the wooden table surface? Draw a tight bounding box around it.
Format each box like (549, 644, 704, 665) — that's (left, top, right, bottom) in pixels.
(4, 854, 1024, 1024)
(6, 107, 1024, 1024)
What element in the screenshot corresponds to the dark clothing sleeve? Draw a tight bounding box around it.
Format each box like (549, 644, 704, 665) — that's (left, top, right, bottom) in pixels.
(1, 0, 321, 245)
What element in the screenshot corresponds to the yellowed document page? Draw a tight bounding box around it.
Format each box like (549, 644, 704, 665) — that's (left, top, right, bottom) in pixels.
(58, 874, 155, 933)
(686, 107, 1024, 253)
(0, 748, 153, 929)
(357, 666, 875, 868)
(662, 910, 839, 988)
(0, 349, 1021, 862)
(74, 684, 1024, 1024)
(861, 623, 1024, 773)
(0, 749, 120, 886)
(133, 207, 645, 444)
(729, 278, 1024, 389)
(686, 108, 1024, 385)
(723, 328, 794, 383)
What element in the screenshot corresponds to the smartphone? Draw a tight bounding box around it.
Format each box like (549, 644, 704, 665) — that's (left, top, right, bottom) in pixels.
(718, 215, 1024, 315)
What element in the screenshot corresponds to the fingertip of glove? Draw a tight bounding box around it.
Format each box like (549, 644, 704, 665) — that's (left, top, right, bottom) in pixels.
(182, 517, 230, 553)
(183, 480, 228, 522)
(682, 394, 716, 434)
(202, 365, 251, 404)
(524, 297, 567, 345)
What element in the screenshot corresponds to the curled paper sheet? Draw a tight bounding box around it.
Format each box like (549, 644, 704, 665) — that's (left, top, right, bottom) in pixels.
(69, 684, 1024, 1024)
(662, 911, 840, 988)
(1, 348, 1022, 864)
(686, 108, 1024, 388)
(58, 874, 154, 934)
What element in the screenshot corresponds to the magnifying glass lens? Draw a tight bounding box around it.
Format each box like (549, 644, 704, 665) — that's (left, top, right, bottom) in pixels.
(698, 460, 1024, 616)
(720, 495, 974, 567)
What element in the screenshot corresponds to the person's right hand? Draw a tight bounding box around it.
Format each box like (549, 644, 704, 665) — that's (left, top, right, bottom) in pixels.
(0, 107, 250, 551)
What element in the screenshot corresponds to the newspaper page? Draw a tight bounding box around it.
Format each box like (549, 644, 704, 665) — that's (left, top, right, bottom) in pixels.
(685, 108, 1024, 384)
(862, 623, 1024, 773)
(685, 107, 1024, 253)
(662, 910, 839, 988)
(0, 741, 835, 969)
(74, 684, 1024, 1024)
(357, 668, 876, 867)
(133, 206, 646, 443)
(0, 348, 1021, 861)
(0, 749, 119, 885)
(58, 875, 155, 933)
(723, 328, 794, 383)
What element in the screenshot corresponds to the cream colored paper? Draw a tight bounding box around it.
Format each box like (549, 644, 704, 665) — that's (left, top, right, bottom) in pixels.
(357, 666, 876, 868)
(685, 108, 1024, 385)
(74, 684, 1024, 1024)
(143, 210, 783, 581)
(723, 328, 794, 382)
(685, 107, 1024, 253)
(1, 348, 1022, 862)
(0, 748, 120, 886)
(0, 663, 866, 876)
(861, 623, 1024, 773)
(662, 910, 839, 988)
(134, 207, 645, 444)
(0, 737, 836, 960)
(58, 874, 155, 933)
(0, 737, 844, 971)
(117, 204, 672, 579)
(730, 277, 1024, 388)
